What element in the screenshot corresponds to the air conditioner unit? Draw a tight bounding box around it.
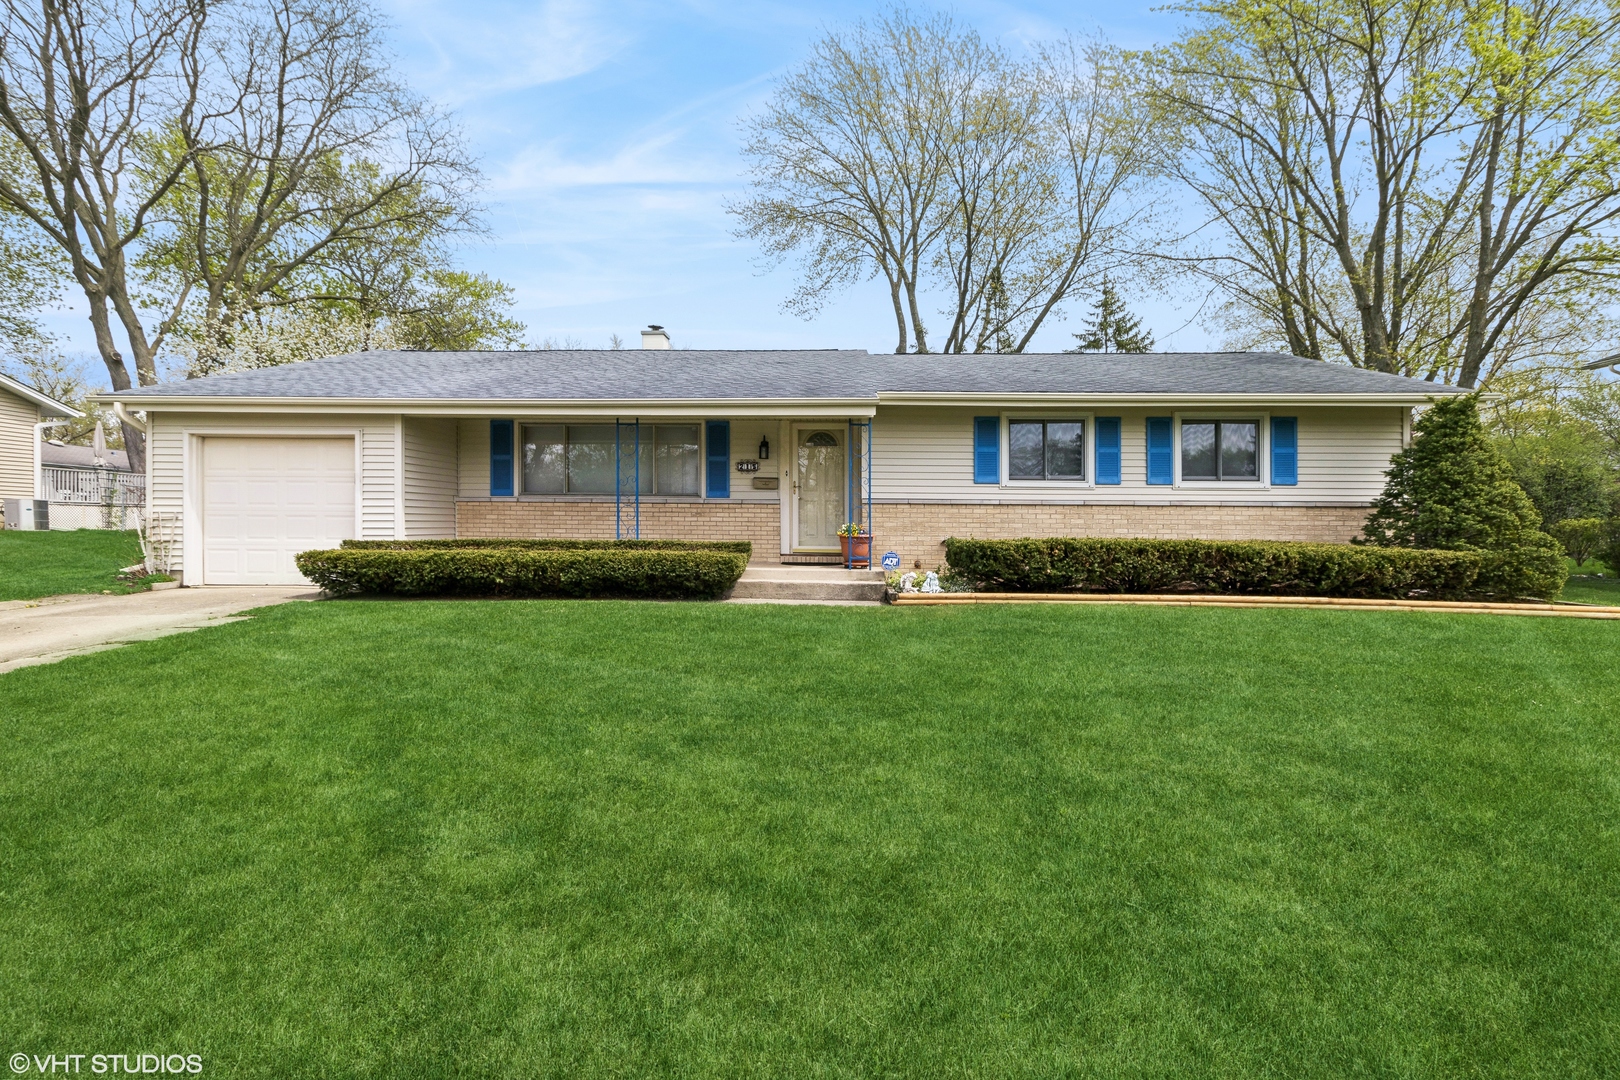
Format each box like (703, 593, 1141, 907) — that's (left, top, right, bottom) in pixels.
(3, 498, 49, 530)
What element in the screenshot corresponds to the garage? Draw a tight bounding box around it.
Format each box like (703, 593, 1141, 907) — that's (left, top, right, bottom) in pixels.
(201, 437, 356, 585)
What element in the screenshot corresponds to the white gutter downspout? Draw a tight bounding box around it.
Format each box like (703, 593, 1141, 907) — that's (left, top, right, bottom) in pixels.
(113, 400, 147, 434)
(33, 419, 72, 500)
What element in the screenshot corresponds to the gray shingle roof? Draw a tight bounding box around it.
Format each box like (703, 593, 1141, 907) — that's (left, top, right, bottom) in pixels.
(41, 443, 133, 470)
(107, 348, 1461, 400)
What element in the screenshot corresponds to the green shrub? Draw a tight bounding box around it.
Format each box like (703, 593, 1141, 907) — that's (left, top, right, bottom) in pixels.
(296, 548, 749, 599)
(1360, 396, 1566, 599)
(340, 538, 752, 555)
(1550, 518, 1607, 567)
(943, 538, 1501, 599)
(1472, 537, 1568, 600)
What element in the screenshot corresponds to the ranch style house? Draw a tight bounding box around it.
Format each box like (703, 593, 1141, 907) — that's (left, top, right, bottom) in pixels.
(98, 337, 1464, 586)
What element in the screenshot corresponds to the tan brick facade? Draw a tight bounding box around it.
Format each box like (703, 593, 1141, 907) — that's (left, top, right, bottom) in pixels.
(871, 502, 1371, 570)
(457, 498, 1372, 569)
(457, 499, 785, 561)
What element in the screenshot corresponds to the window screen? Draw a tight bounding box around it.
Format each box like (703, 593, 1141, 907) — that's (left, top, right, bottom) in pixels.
(1181, 421, 1259, 480)
(1008, 420, 1086, 480)
(521, 424, 701, 495)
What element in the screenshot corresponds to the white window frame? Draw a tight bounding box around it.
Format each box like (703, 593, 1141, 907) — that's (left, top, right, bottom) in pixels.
(1172, 411, 1271, 489)
(999, 410, 1096, 490)
(514, 420, 705, 499)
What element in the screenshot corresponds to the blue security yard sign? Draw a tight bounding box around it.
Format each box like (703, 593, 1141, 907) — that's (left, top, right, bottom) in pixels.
(881, 551, 901, 571)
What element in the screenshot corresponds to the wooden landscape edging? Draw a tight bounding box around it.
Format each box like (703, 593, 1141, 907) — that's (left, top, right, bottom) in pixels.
(888, 592, 1620, 619)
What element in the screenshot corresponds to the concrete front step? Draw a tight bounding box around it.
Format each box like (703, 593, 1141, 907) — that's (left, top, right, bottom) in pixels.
(728, 566, 887, 602)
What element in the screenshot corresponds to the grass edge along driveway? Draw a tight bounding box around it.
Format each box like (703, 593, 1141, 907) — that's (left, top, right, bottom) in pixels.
(2, 599, 1615, 1078)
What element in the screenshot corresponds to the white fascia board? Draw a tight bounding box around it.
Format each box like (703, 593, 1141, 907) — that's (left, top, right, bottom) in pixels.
(88, 396, 879, 418)
(1, 372, 82, 417)
(875, 392, 1461, 407)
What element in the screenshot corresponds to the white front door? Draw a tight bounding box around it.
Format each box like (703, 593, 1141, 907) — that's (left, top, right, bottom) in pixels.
(201, 437, 356, 585)
(794, 426, 845, 550)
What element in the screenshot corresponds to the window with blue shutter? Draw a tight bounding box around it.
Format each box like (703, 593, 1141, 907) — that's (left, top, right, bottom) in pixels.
(705, 420, 730, 498)
(490, 419, 514, 496)
(1146, 417, 1173, 485)
(1271, 416, 1298, 485)
(1095, 417, 1122, 484)
(973, 416, 1000, 484)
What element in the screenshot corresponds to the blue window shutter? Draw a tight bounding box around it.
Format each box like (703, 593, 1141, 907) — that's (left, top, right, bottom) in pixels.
(490, 419, 514, 496)
(1095, 417, 1122, 484)
(1271, 416, 1298, 485)
(973, 416, 1000, 484)
(1146, 417, 1173, 485)
(705, 420, 730, 498)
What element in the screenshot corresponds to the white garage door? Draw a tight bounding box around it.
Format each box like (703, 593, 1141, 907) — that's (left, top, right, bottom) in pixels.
(202, 437, 356, 585)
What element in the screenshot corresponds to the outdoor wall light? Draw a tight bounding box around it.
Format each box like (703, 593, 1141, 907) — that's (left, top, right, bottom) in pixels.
(758, 436, 770, 460)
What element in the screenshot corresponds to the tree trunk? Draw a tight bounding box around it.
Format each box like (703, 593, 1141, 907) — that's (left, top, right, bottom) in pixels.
(904, 276, 929, 352)
(887, 275, 909, 353)
(85, 296, 146, 472)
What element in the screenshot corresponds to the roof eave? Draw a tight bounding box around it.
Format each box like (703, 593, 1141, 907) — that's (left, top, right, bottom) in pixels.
(875, 391, 1458, 407)
(1, 372, 82, 417)
(89, 395, 881, 418)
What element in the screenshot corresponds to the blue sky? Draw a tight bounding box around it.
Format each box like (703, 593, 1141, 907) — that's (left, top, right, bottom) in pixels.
(49, 0, 1215, 371)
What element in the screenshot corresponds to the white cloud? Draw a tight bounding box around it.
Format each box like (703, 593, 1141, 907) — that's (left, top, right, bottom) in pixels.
(492, 132, 728, 191)
(381, 0, 623, 101)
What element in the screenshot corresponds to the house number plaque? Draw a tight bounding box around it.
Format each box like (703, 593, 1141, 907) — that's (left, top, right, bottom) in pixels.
(735, 459, 760, 472)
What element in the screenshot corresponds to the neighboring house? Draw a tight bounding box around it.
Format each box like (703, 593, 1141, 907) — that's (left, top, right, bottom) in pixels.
(39, 441, 145, 530)
(42, 442, 133, 471)
(97, 341, 1463, 586)
(0, 372, 81, 526)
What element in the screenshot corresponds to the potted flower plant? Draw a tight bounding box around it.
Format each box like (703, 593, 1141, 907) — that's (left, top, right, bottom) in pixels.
(837, 522, 871, 566)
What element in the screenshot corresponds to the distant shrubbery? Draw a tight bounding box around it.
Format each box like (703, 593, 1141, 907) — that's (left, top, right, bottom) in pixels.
(1549, 519, 1606, 568)
(298, 540, 750, 599)
(943, 538, 1510, 600)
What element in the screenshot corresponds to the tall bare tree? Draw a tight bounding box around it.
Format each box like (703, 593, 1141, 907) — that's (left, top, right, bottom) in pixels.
(137, 0, 481, 366)
(734, 13, 1159, 354)
(0, 0, 209, 468)
(937, 37, 1160, 353)
(733, 10, 979, 353)
(1149, 0, 1620, 387)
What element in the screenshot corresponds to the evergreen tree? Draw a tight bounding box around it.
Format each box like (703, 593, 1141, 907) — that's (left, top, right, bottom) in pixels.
(1069, 280, 1154, 353)
(1360, 395, 1566, 598)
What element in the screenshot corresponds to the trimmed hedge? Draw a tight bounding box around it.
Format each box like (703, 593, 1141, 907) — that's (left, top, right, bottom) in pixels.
(942, 537, 1545, 600)
(340, 538, 752, 555)
(296, 547, 749, 599)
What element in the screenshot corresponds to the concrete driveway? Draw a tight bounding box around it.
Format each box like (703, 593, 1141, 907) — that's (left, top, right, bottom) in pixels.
(0, 586, 319, 674)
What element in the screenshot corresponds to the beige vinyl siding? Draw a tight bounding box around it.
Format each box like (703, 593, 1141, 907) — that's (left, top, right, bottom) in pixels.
(457, 417, 782, 504)
(872, 404, 1404, 504)
(723, 418, 780, 503)
(458, 418, 493, 498)
(0, 387, 40, 502)
(146, 411, 401, 574)
(359, 424, 396, 538)
(401, 417, 457, 537)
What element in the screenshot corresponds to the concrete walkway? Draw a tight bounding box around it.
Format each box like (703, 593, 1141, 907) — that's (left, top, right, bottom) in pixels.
(0, 586, 319, 674)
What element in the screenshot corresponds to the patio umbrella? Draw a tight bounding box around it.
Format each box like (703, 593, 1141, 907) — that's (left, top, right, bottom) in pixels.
(93, 420, 106, 465)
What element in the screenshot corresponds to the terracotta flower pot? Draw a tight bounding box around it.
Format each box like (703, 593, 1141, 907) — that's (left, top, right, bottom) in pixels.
(839, 533, 872, 566)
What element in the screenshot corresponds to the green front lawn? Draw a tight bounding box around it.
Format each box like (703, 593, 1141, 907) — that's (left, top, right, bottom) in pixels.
(0, 528, 146, 600)
(1562, 555, 1620, 606)
(3, 601, 1617, 1077)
